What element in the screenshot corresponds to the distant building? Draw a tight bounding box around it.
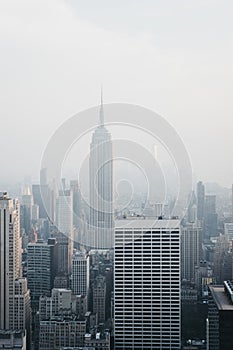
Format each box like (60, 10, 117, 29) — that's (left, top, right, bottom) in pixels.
(71, 251, 89, 297)
(204, 195, 218, 239)
(224, 223, 233, 240)
(27, 239, 57, 309)
(92, 275, 106, 324)
(56, 190, 73, 273)
(70, 180, 82, 228)
(197, 181, 205, 221)
(114, 219, 181, 349)
(181, 224, 202, 281)
(208, 281, 233, 350)
(89, 95, 114, 249)
(51, 228, 72, 276)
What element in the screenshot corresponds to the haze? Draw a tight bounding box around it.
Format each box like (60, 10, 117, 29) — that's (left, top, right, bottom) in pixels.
(0, 0, 233, 187)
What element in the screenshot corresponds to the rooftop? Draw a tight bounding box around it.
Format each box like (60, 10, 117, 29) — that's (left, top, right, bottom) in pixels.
(115, 218, 180, 230)
(209, 284, 233, 310)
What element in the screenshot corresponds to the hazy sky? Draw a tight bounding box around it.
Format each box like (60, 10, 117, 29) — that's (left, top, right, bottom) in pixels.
(0, 0, 233, 187)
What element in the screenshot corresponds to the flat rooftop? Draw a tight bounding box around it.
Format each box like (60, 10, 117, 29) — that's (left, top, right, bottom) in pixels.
(115, 219, 180, 230)
(209, 285, 233, 310)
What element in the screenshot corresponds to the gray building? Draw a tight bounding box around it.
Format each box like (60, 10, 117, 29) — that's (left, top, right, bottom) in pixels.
(89, 96, 114, 249)
(71, 251, 89, 297)
(181, 223, 202, 281)
(39, 316, 86, 350)
(27, 239, 57, 309)
(92, 275, 106, 324)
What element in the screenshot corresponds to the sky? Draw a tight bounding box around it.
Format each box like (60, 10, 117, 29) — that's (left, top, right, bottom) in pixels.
(0, 0, 233, 188)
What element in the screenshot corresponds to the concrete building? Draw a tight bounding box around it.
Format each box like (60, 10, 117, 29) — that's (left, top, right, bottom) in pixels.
(39, 316, 86, 350)
(114, 219, 181, 349)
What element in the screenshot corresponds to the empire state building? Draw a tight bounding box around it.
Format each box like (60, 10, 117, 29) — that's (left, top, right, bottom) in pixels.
(89, 94, 114, 249)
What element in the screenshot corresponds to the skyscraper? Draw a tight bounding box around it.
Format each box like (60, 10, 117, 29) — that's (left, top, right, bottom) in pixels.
(92, 275, 106, 324)
(114, 219, 181, 350)
(89, 94, 114, 249)
(204, 195, 218, 239)
(0, 192, 31, 346)
(56, 190, 73, 273)
(181, 223, 202, 281)
(197, 181, 205, 221)
(0, 192, 21, 328)
(71, 251, 90, 297)
(27, 239, 57, 309)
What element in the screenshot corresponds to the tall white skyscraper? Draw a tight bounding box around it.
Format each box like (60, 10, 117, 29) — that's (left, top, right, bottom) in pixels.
(114, 219, 181, 350)
(89, 94, 114, 249)
(0, 192, 21, 328)
(0, 192, 31, 342)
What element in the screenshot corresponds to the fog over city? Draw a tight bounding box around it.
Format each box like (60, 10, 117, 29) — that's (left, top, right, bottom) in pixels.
(0, 0, 233, 187)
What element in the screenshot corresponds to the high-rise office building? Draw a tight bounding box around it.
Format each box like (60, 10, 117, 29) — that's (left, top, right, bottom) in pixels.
(208, 281, 233, 350)
(89, 95, 114, 249)
(70, 180, 82, 228)
(181, 223, 202, 281)
(0, 192, 21, 328)
(92, 275, 106, 324)
(114, 219, 181, 350)
(56, 190, 73, 273)
(27, 239, 57, 309)
(204, 195, 218, 238)
(21, 186, 33, 235)
(197, 181, 205, 221)
(71, 251, 90, 297)
(51, 229, 71, 276)
(0, 192, 31, 346)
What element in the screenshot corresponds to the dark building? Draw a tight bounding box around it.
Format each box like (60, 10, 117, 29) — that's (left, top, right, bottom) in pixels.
(208, 281, 233, 350)
(27, 239, 57, 310)
(197, 181, 205, 221)
(204, 195, 218, 239)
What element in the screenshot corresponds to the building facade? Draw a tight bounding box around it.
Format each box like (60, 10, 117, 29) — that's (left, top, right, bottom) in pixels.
(71, 251, 90, 297)
(114, 219, 181, 349)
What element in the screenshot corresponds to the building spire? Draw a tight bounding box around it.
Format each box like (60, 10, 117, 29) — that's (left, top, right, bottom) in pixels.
(99, 85, 104, 127)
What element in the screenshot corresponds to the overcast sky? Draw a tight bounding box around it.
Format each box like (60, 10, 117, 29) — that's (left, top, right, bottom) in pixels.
(0, 0, 233, 188)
